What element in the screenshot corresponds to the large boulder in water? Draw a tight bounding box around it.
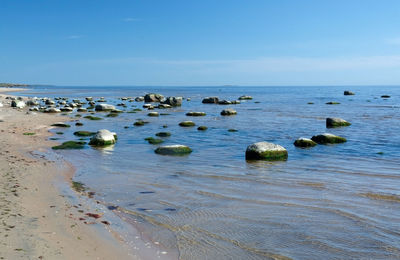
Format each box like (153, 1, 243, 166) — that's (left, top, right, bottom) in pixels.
(155, 145, 192, 156)
(344, 91, 355, 96)
(245, 142, 288, 161)
(162, 97, 182, 106)
(202, 97, 219, 104)
(311, 133, 347, 144)
(11, 100, 26, 108)
(326, 118, 351, 128)
(95, 104, 116, 111)
(89, 129, 117, 146)
(144, 93, 164, 102)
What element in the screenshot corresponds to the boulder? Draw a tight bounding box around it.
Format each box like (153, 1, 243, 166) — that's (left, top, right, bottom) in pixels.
(238, 95, 253, 100)
(44, 108, 61, 113)
(89, 129, 117, 146)
(186, 111, 206, 116)
(157, 104, 172, 109)
(155, 145, 192, 156)
(221, 108, 237, 116)
(202, 97, 219, 104)
(311, 133, 347, 144)
(11, 100, 26, 108)
(26, 99, 39, 106)
(179, 121, 195, 127)
(135, 96, 144, 102)
(77, 108, 87, 112)
(218, 100, 232, 105)
(60, 107, 73, 112)
(45, 99, 55, 105)
(245, 142, 288, 161)
(144, 93, 164, 102)
(147, 112, 159, 117)
(95, 104, 116, 111)
(326, 118, 351, 128)
(197, 126, 208, 131)
(162, 97, 182, 106)
(294, 138, 317, 148)
(344, 91, 355, 96)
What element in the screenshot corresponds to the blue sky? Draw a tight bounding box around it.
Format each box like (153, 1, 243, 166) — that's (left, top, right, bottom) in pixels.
(1, 0, 400, 86)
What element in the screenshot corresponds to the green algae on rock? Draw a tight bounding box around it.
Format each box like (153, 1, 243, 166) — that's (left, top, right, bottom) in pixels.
(245, 142, 288, 161)
(179, 121, 196, 127)
(84, 115, 102, 120)
(326, 118, 351, 128)
(89, 129, 117, 146)
(145, 137, 164, 144)
(311, 133, 347, 144)
(52, 141, 86, 150)
(73, 131, 96, 137)
(294, 138, 317, 148)
(155, 145, 192, 156)
(155, 132, 171, 137)
(51, 123, 71, 128)
(186, 111, 206, 116)
(197, 126, 208, 131)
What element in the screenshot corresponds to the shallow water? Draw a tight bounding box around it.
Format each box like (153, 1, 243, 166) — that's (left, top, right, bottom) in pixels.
(19, 86, 400, 259)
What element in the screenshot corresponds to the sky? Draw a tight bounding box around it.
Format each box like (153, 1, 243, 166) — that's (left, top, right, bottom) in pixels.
(1, 0, 400, 86)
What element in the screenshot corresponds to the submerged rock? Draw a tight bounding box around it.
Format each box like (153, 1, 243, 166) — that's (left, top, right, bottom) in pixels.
(89, 129, 117, 146)
(294, 138, 317, 148)
(95, 104, 116, 111)
(197, 126, 208, 131)
(73, 131, 96, 137)
(186, 111, 206, 116)
(52, 141, 86, 150)
(311, 133, 347, 144)
(155, 132, 171, 137)
(221, 108, 237, 116)
(147, 112, 159, 117)
(202, 97, 219, 104)
(326, 118, 351, 128)
(144, 137, 164, 144)
(51, 123, 71, 128)
(155, 145, 192, 155)
(246, 142, 288, 161)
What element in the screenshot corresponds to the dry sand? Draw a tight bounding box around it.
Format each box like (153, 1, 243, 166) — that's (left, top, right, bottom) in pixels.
(0, 88, 138, 259)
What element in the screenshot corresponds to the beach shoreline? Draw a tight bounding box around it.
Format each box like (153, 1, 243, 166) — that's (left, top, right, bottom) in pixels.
(0, 87, 138, 259)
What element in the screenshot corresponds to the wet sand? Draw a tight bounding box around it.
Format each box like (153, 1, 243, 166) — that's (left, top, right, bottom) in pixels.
(0, 88, 136, 259)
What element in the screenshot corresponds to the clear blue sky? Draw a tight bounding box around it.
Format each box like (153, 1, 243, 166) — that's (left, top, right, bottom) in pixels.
(1, 0, 400, 86)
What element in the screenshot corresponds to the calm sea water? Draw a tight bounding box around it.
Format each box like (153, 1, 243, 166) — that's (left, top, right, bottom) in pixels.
(19, 86, 400, 259)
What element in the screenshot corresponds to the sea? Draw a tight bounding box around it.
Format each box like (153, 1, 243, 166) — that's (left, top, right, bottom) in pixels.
(16, 86, 400, 259)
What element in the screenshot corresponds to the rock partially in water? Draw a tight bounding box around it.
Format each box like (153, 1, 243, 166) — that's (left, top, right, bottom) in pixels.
(44, 107, 61, 113)
(326, 101, 340, 105)
(147, 112, 159, 117)
(344, 91, 355, 95)
(238, 95, 253, 100)
(311, 133, 347, 144)
(155, 132, 171, 137)
(95, 104, 116, 111)
(60, 107, 73, 112)
(89, 129, 117, 146)
(381, 95, 391, 98)
(221, 108, 237, 116)
(155, 145, 192, 155)
(162, 96, 182, 106)
(51, 123, 71, 128)
(186, 111, 206, 116)
(179, 121, 196, 127)
(144, 137, 164, 145)
(202, 97, 219, 104)
(144, 93, 164, 102)
(197, 126, 208, 131)
(326, 118, 351, 128)
(294, 138, 317, 148)
(245, 142, 288, 161)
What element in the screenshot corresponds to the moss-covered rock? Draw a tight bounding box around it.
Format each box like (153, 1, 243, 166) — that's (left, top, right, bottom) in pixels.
(186, 111, 206, 116)
(197, 126, 208, 131)
(155, 132, 171, 137)
(106, 113, 119, 117)
(51, 123, 71, 128)
(238, 95, 253, 100)
(179, 121, 195, 127)
(293, 138, 317, 148)
(326, 118, 351, 128)
(84, 115, 102, 120)
(311, 133, 347, 144)
(73, 131, 96, 137)
(134, 120, 149, 126)
(23, 132, 35, 136)
(144, 137, 164, 144)
(155, 145, 192, 156)
(245, 142, 288, 161)
(147, 112, 159, 117)
(52, 141, 86, 150)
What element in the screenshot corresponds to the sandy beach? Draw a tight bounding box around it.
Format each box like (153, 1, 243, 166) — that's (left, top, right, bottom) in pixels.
(0, 88, 135, 259)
